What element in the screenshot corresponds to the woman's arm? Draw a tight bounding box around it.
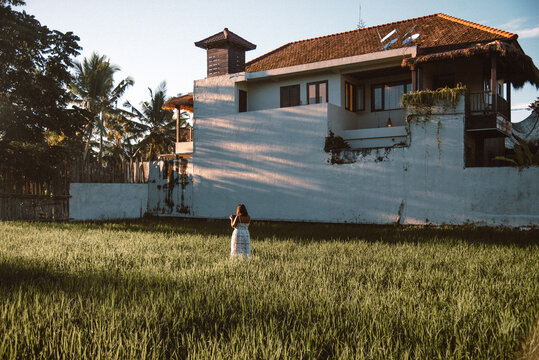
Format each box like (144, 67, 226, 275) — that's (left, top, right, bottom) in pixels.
(229, 215, 238, 228)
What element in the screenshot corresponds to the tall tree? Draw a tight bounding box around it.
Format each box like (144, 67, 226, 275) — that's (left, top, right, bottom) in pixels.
(68, 53, 134, 163)
(126, 81, 187, 161)
(0, 0, 83, 184)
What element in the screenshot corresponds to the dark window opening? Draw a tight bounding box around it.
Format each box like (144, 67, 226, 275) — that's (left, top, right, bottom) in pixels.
(280, 85, 300, 108)
(345, 82, 365, 111)
(307, 80, 328, 104)
(345, 82, 356, 111)
(239, 90, 247, 112)
(433, 74, 455, 89)
(371, 81, 412, 111)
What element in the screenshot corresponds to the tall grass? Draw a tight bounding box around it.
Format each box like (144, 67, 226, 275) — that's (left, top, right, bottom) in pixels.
(0, 219, 537, 359)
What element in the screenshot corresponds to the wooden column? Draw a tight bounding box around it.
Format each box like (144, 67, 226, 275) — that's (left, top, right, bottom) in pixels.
(506, 81, 511, 123)
(417, 66, 423, 91)
(411, 65, 417, 92)
(175, 108, 180, 143)
(490, 55, 497, 112)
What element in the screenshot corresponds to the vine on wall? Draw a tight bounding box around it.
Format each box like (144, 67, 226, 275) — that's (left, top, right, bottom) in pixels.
(401, 85, 467, 121)
(324, 130, 352, 164)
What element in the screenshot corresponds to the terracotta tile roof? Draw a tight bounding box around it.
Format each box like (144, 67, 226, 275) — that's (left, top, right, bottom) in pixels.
(195, 28, 256, 50)
(245, 13, 516, 73)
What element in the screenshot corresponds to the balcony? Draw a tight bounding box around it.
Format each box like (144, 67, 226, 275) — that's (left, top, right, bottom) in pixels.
(327, 104, 408, 149)
(466, 92, 512, 137)
(175, 127, 193, 156)
(342, 126, 408, 149)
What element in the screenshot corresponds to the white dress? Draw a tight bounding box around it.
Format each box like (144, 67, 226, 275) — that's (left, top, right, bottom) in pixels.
(230, 216, 251, 257)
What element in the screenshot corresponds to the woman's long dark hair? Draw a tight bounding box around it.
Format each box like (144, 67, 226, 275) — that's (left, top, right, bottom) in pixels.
(236, 204, 248, 216)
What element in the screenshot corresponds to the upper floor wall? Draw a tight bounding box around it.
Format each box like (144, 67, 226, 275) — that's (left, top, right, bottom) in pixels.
(193, 50, 509, 145)
(193, 47, 417, 120)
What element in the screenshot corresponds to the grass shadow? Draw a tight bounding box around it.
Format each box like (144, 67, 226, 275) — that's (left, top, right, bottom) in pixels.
(29, 217, 539, 248)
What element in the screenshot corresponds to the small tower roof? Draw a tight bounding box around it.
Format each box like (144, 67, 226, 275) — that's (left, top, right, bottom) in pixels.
(195, 28, 256, 50)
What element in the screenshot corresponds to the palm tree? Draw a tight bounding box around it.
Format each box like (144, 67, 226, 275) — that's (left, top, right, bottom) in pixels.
(126, 81, 187, 161)
(69, 52, 134, 163)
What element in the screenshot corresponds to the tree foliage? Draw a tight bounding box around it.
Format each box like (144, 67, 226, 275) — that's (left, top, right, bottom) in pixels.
(0, 1, 82, 182)
(126, 81, 188, 161)
(495, 133, 539, 167)
(68, 53, 134, 163)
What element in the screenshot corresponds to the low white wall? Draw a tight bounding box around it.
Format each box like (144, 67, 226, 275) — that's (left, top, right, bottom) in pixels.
(70, 183, 148, 221)
(190, 98, 539, 227)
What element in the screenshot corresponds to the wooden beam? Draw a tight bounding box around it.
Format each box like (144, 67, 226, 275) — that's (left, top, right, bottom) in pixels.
(175, 109, 180, 143)
(491, 55, 497, 113)
(506, 81, 511, 123)
(411, 65, 417, 92)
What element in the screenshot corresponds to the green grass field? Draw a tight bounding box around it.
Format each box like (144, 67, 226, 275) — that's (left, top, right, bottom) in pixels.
(0, 219, 538, 359)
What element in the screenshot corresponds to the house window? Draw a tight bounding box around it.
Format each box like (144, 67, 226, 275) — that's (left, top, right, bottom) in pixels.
(280, 84, 300, 108)
(372, 81, 412, 111)
(345, 82, 365, 111)
(239, 90, 247, 112)
(307, 80, 328, 104)
(484, 78, 506, 99)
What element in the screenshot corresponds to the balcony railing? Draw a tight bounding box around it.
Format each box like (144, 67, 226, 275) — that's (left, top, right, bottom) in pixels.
(468, 92, 510, 120)
(178, 127, 193, 142)
(466, 92, 511, 137)
(175, 127, 193, 155)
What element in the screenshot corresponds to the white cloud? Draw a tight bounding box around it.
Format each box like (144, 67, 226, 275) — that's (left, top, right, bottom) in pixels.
(499, 17, 539, 39)
(501, 18, 527, 31)
(512, 103, 532, 110)
(518, 26, 539, 39)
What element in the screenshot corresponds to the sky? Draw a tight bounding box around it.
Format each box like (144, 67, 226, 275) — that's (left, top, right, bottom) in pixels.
(21, 0, 539, 122)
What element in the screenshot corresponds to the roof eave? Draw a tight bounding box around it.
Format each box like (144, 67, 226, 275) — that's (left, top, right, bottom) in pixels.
(245, 46, 417, 81)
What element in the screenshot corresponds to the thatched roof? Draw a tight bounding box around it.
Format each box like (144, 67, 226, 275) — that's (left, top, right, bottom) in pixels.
(162, 93, 193, 112)
(402, 40, 539, 89)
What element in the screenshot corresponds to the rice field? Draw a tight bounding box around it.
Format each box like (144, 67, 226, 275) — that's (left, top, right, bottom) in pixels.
(0, 219, 538, 359)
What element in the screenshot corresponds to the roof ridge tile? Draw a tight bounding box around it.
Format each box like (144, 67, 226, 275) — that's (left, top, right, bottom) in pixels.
(436, 13, 517, 39)
(287, 13, 439, 46)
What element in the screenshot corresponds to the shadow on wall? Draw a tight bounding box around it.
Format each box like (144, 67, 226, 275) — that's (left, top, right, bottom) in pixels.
(193, 104, 465, 224)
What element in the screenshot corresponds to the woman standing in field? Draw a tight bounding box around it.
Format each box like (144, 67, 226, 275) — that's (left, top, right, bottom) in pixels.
(229, 204, 251, 258)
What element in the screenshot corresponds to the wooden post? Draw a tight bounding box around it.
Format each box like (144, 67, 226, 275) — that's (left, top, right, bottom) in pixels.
(411, 65, 417, 92)
(417, 66, 423, 91)
(506, 81, 511, 123)
(491, 55, 497, 113)
(175, 108, 180, 144)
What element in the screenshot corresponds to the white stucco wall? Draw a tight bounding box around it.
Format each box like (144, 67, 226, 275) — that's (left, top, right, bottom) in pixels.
(147, 160, 193, 217)
(194, 74, 242, 118)
(70, 183, 148, 221)
(246, 73, 341, 111)
(190, 97, 539, 227)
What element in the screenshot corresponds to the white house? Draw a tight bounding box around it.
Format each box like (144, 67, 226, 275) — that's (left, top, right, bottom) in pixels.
(148, 13, 539, 226)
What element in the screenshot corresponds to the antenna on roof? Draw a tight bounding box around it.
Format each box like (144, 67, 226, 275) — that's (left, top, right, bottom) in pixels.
(402, 33, 420, 45)
(357, 1, 366, 29)
(380, 29, 397, 43)
(383, 38, 398, 50)
(402, 25, 417, 39)
(402, 24, 420, 45)
(379, 28, 398, 50)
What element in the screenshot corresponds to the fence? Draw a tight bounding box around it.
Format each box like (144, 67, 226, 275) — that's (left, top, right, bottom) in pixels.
(68, 159, 149, 183)
(1, 159, 149, 221)
(0, 173, 70, 221)
(0, 193, 70, 221)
